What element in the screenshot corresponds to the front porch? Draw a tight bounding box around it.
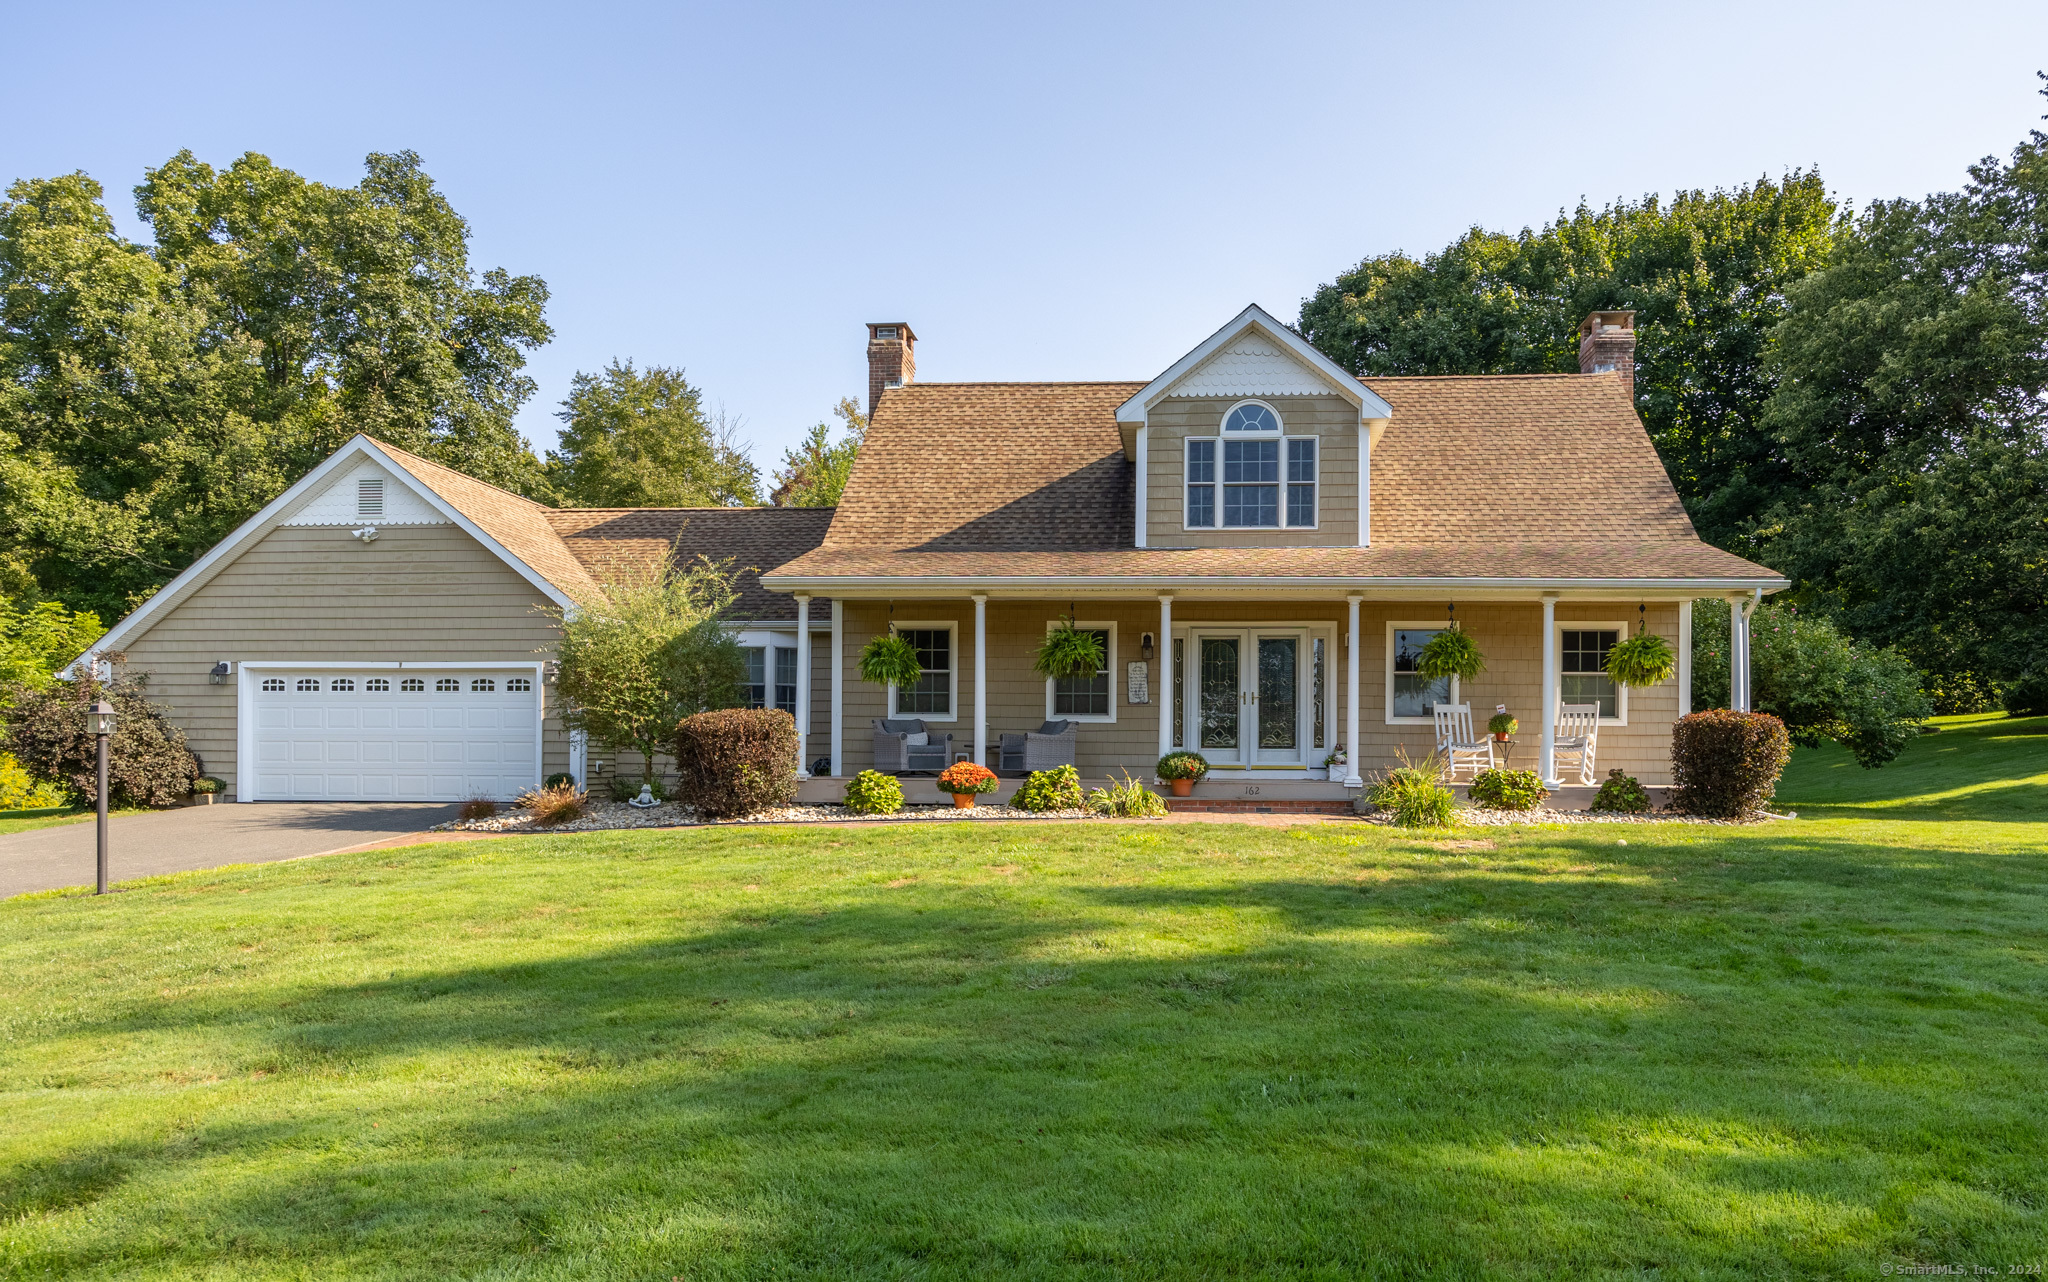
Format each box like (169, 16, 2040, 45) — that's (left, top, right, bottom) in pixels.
(781, 590, 1758, 792)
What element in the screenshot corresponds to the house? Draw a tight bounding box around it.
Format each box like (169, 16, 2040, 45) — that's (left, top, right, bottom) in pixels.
(69, 304, 1783, 805)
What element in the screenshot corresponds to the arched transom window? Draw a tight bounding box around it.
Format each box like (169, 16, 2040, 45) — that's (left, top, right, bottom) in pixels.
(1187, 400, 1316, 530)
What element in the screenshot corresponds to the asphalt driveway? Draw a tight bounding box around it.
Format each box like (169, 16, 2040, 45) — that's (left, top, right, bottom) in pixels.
(0, 802, 464, 898)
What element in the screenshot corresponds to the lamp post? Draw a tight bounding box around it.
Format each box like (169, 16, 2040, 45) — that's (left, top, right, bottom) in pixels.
(88, 699, 116, 894)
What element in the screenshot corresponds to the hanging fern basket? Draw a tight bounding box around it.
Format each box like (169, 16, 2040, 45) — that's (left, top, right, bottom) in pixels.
(1604, 632, 1676, 686)
(1034, 619, 1105, 681)
(1416, 625, 1486, 683)
(858, 634, 923, 688)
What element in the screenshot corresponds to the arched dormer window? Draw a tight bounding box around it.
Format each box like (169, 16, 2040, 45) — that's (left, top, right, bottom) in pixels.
(1187, 400, 1315, 529)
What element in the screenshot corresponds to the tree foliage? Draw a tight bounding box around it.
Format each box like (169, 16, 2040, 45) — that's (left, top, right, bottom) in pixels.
(548, 560, 747, 784)
(770, 397, 864, 507)
(1, 656, 199, 806)
(1299, 173, 1843, 549)
(1692, 599, 1930, 768)
(547, 360, 759, 507)
(0, 152, 551, 618)
(1, 598, 103, 695)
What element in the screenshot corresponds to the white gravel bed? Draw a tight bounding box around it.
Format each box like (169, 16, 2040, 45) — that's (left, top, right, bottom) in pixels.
(1358, 806, 1791, 827)
(436, 799, 1095, 833)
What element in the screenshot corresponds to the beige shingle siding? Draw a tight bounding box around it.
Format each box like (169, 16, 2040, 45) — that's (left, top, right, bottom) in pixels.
(1146, 394, 1361, 548)
(114, 523, 570, 799)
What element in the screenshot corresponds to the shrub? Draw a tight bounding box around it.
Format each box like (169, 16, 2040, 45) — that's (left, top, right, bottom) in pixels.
(517, 781, 588, 826)
(1154, 751, 1209, 781)
(844, 769, 903, 815)
(543, 772, 576, 790)
(459, 797, 498, 821)
(1, 659, 198, 807)
(938, 761, 999, 796)
(609, 775, 669, 803)
(1590, 768, 1652, 814)
(2005, 673, 2048, 718)
(1925, 670, 2003, 716)
(673, 707, 799, 819)
(1416, 625, 1484, 682)
(1368, 755, 1456, 828)
(1013, 764, 1082, 812)
(0, 752, 67, 810)
(1690, 599, 1929, 767)
(1670, 710, 1791, 818)
(1468, 768, 1547, 811)
(192, 775, 226, 795)
(1086, 771, 1167, 817)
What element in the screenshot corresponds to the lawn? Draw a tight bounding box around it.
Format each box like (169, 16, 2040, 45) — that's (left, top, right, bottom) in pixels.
(0, 807, 94, 838)
(2, 726, 2045, 1277)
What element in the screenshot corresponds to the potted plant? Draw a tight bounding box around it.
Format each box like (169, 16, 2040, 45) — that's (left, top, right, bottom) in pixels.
(859, 633, 923, 688)
(1315, 746, 1347, 781)
(937, 760, 998, 808)
(1416, 623, 1485, 683)
(1035, 617, 1105, 681)
(1605, 617, 1676, 687)
(191, 775, 226, 805)
(1488, 708, 1518, 742)
(1155, 750, 1209, 797)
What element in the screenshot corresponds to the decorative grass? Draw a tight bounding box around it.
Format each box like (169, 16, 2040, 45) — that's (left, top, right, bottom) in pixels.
(1, 734, 2044, 1276)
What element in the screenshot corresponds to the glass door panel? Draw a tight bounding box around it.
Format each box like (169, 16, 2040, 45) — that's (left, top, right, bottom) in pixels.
(1198, 636, 1241, 762)
(1255, 637, 1298, 760)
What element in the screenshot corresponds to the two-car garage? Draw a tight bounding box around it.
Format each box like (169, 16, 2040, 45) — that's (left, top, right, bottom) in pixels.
(242, 666, 543, 802)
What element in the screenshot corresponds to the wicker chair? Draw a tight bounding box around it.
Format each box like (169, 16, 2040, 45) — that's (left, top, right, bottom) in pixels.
(871, 718, 954, 775)
(998, 719, 1078, 775)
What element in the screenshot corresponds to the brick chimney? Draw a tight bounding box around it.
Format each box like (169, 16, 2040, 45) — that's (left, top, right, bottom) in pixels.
(1578, 310, 1635, 394)
(866, 322, 916, 416)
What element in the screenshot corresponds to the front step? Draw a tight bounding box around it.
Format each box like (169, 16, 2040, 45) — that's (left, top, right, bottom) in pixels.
(1166, 798, 1356, 815)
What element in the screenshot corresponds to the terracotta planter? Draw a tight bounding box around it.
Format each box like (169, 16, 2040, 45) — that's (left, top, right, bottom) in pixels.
(950, 792, 976, 809)
(1169, 778, 1194, 797)
(1493, 733, 1510, 742)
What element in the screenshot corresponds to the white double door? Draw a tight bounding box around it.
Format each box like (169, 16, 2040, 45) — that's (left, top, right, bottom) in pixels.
(1187, 628, 1311, 768)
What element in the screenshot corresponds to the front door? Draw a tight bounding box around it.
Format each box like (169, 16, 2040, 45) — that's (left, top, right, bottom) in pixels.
(1188, 629, 1308, 768)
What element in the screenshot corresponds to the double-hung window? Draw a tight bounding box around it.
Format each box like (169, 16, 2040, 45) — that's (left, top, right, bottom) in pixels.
(1048, 626, 1113, 720)
(1388, 625, 1454, 722)
(1561, 629, 1622, 719)
(1184, 400, 1316, 529)
(893, 627, 953, 717)
(773, 647, 799, 716)
(741, 646, 767, 709)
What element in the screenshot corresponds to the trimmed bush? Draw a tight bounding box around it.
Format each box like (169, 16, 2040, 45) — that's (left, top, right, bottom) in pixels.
(1468, 768, 1547, 811)
(1013, 764, 1082, 812)
(937, 761, 999, 796)
(2005, 673, 2048, 718)
(843, 769, 903, 815)
(1670, 710, 1791, 818)
(1590, 768, 1652, 814)
(1, 662, 197, 808)
(673, 707, 799, 819)
(460, 798, 499, 821)
(1086, 771, 1167, 817)
(517, 781, 588, 826)
(1368, 764, 1456, 828)
(1154, 751, 1209, 781)
(543, 772, 576, 790)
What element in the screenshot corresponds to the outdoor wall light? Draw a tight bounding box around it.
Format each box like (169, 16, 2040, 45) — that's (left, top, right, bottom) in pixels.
(1140, 632, 1156, 661)
(209, 661, 231, 685)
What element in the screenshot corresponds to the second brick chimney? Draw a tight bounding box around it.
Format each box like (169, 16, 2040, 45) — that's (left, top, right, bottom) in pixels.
(867, 322, 916, 416)
(1578, 310, 1635, 395)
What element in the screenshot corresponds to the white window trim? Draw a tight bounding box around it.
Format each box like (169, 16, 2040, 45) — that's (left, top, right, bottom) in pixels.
(888, 620, 959, 723)
(1042, 620, 1117, 724)
(1556, 620, 1630, 725)
(1183, 401, 1320, 532)
(1384, 620, 1461, 726)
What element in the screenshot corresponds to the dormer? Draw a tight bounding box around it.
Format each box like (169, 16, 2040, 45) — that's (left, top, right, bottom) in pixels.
(1117, 305, 1391, 549)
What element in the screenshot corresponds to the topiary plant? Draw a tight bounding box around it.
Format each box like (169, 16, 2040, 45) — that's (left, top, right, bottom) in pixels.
(1034, 618, 1105, 681)
(1013, 764, 1082, 812)
(859, 634, 923, 689)
(1468, 768, 1547, 811)
(1590, 768, 1652, 814)
(1416, 625, 1484, 683)
(843, 769, 904, 815)
(1154, 751, 1209, 781)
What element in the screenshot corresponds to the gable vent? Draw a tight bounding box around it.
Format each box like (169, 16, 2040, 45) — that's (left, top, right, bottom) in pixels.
(357, 478, 384, 518)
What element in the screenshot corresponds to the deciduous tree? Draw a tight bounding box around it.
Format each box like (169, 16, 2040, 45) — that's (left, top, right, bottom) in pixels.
(547, 361, 759, 508)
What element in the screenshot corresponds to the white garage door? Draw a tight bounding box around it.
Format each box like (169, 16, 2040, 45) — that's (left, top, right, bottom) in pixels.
(249, 669, 540, 801)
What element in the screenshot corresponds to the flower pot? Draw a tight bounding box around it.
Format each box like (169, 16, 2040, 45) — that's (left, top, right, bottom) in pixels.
(951, 793, 976, 809)
(1169, 778, 1194, 797)
(1493, 733, 1510, 742)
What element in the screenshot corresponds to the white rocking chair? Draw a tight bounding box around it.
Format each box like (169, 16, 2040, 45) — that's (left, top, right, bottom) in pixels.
(1433, 702, 1495, 781)
(1553, 702, 1600, 786)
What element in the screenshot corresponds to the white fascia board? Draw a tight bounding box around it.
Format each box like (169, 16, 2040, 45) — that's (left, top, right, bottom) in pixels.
(1114, 304, 1394, 423)
(761, 572, 1792, 596)
(61, 434, 575, 677)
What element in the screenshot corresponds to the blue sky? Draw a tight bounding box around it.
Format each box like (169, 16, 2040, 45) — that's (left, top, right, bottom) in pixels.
(6, 1, 2046, 479)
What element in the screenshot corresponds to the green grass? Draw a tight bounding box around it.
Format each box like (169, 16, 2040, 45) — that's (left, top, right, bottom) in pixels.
(3, 760, 2046, 1276)
(1778, 712, 2048, 822)
(0, 807, 92, 837)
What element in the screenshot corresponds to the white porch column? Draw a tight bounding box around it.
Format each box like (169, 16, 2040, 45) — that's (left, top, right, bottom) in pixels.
(1732, 590, 1757, 712)
(794, 594, 811, 778)
(830, 598, 844, 777)
(1540, 594, 1560, 786)
(1344, 594, 1363, 787)
(1157, 594, 1174, 758)
(1677, 599, 1693, 719)
(972, 593, 989, 766)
